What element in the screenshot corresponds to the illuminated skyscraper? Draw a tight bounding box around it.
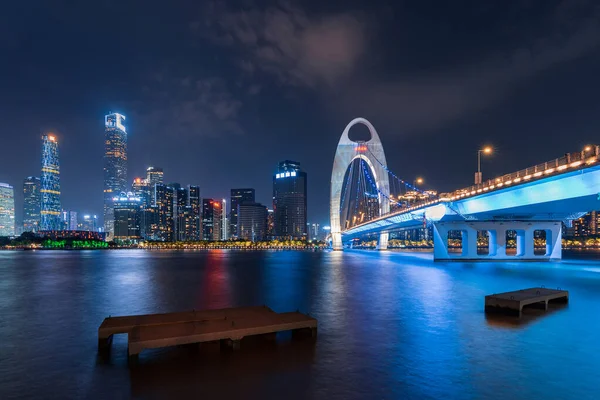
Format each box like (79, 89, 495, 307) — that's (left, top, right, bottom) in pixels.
(155, 183, 174, 241)
(80, 215, 98, 232)
(145, 166, 163, 205)
(103, 112, 127, 240)
(23, 176, 41, 232)
(238, 202, 268, 242)
(202, 199, 222, 241)
(132, 177, 150, 209)
(273, 160, 307, 239)
(230, 188, 255, 238)
(40, 134, 62, 231)
(188, 185, 201, 240)
(0, 183, 15, 236)
(113, 193, 142, 241)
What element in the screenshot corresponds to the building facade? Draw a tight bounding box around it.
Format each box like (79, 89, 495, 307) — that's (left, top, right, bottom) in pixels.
(23, 176, 41, 232)
(188, 185, 201, 240)
(272, 160, 307, 240)
(238, 202, 268, 242)
(103, 112, 128, 240)
(132, 177, 151, 209)
(230, 188, 255, 239)
(155, 184, 174, 241)
(202, 199, 222, 241)
(113, 193, 142, 241)
(40, 134, 62, 230)
(0, 183, 15, 236)
(61, 210, 78, 231)
(80, 215, 98, 232)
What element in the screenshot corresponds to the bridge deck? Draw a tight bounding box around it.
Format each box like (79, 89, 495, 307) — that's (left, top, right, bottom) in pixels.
(485, 287, 568, 316)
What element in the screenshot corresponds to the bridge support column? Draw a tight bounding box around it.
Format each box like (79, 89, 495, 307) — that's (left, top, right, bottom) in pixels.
(332, 232, 343, 251)
(376, 233, 389, 250)
(433, 221, 562, 261)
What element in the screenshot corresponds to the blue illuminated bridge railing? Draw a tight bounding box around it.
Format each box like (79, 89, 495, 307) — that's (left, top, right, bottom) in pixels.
(342, 145, 600, 234)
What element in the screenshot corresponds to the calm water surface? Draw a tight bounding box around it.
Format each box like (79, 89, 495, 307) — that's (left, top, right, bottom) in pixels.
(1, 249, 599, 399)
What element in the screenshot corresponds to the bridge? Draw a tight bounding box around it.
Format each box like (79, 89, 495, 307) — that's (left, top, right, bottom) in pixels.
(330, 118, 600, 261)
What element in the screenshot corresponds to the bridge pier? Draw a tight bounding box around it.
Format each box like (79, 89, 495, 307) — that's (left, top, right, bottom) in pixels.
(433, 221, 562, 261)
(376, 233, 389, 250)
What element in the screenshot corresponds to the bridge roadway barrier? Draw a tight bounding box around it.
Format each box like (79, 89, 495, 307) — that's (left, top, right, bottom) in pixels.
(433, 221, 562, 261)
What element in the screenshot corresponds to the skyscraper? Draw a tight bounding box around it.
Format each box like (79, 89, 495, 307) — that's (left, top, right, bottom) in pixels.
(23, 176, 41, 232)
(273, 160, 307, 240)
(155, 183, 174, 241)
(103, 112, 128, 240)
(113, 193, 142, 241)
(40, 134, 62, 231)
(0, 183, 15, 236)
(202, 199, 222, 241)
(230, 188, 255, 238)
(238, 202, 268, 242)
(80, 215, 98, 232)
(146, 167, 164, 187)
(188, 185, 201, 240)
(61, 210, 78, 230)
(221, 199, 228, 240)
(144, 167, 163, 207)
(132, 177, 151, 209)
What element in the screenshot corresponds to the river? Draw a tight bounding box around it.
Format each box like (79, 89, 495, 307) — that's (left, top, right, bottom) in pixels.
(0, 249, 599, 399)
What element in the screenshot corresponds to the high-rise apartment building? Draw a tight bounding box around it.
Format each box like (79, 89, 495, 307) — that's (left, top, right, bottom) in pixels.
(155, 183, 174, 241)
(103, 112, 128, 240)
(145, 166, 163, 206)
(273, 160, 307, 239)
(80, 215, 98, 232)
(238, 202, 268, 242)
(0, 183, 15, 236)
(202, 199, 222, 241)
(23, 176, 41, 232)
(230, 188, 255, 238)
(61, 210, 78, 231)
(132, 177, 151, 209)
(40, 134, 62, 231)
(188, 185, 201, 240)
(113, 193, 142, 240)
(146, 167, 164, 187)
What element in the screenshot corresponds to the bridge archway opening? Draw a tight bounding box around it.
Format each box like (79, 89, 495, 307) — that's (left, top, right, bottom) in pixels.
(339, 157, 381, 231)
(330, 118, 390, 250)
(347, 123, 372, 143)
(534, 229, 547, 256)
(476, 230, 490, 255)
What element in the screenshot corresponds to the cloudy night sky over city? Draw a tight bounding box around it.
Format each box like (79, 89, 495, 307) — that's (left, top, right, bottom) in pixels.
(1, 0, 599, 224)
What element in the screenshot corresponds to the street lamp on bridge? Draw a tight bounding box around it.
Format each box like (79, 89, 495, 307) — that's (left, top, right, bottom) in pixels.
(475, 146, 492, 185)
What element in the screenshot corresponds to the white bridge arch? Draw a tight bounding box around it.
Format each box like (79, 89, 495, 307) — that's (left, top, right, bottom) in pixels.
(330, 118, 391, 250)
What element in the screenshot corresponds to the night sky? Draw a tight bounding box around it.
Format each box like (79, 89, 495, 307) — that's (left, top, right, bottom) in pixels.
(1, 0, 599, 226)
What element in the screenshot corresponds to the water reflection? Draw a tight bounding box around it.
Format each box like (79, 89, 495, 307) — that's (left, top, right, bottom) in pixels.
(2, 250, 600, 399)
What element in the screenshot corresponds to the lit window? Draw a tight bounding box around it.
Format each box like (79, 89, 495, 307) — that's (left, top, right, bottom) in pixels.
(285, 172, 290, 177)
(291, 171, 297, 177)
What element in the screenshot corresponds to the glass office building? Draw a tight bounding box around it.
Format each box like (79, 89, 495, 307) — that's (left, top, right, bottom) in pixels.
(103, 112, 128, 240)
(40, 134, 62, 231)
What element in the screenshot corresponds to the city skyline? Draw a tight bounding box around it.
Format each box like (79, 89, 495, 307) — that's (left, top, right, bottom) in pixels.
(2, 1, 599, 227)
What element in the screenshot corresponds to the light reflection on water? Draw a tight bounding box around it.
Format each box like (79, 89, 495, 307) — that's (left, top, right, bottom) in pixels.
(0, 249, 599, 399)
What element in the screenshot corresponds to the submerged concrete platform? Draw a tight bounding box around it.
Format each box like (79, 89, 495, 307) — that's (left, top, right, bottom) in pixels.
(98, 305, 317, 361)
(485, 287, 568, 316)
(98, 305, 273, 350)
(128, 310, 317, 359)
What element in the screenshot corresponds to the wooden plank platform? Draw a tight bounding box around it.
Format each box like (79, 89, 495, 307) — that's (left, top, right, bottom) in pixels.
(98, 306, 274, 349)
(128, 311, 317, 358)
(485, 287, 568, 316)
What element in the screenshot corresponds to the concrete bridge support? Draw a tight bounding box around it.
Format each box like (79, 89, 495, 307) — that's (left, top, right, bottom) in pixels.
(433, 221, 562, 261)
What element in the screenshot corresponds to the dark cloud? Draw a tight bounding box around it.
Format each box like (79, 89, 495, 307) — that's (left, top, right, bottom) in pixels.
(202, 1, 367, 87)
